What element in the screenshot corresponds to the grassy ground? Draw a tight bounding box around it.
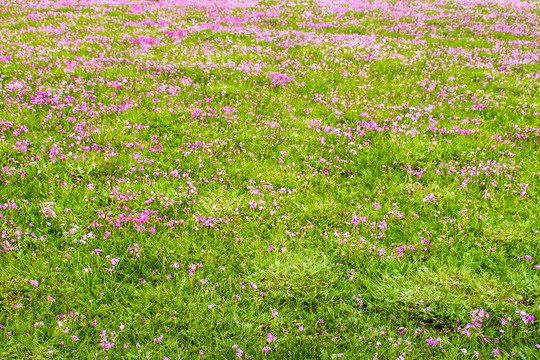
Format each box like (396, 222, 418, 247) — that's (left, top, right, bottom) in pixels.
(0, 0, 539, 358)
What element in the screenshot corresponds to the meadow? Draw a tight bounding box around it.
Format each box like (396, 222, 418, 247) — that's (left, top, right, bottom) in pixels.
(0, 0, 539, 358)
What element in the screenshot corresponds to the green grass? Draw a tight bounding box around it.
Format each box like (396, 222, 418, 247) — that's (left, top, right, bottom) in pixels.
(0, 0, 540, 358)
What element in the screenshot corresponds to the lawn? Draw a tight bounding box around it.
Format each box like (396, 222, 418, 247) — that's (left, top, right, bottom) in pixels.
(0, 0, 539, 358)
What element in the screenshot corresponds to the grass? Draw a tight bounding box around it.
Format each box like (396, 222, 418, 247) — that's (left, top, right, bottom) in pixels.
(0, 0, 539, 358)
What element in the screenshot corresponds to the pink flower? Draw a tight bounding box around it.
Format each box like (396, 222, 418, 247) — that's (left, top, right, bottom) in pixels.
(425, 337, 441, 347)
(422, 194, 437, 204)
(72, 335, 79, 341)
(262, 346, 271, 353)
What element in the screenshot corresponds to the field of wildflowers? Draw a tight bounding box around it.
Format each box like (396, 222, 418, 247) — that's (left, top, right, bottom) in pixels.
(1, 0, 540, 358)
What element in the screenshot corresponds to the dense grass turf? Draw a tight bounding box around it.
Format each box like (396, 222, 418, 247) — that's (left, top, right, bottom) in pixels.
(0, 0, 539, 358)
